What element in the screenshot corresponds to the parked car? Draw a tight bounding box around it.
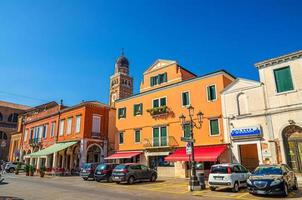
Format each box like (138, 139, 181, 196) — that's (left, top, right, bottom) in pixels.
(80, 163, 100, 180)
(208, 163, 250, 192)
(111, 163, 157, 184)
(5, 162, 26, 173)
(94, 163, 117, 182)
(247, 164, 298, 197)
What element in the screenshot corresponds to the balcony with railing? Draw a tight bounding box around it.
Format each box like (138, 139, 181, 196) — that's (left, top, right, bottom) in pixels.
(143, 136, 178, 148)
(146, 106, 170, 117)
(29, 138, 42, 147)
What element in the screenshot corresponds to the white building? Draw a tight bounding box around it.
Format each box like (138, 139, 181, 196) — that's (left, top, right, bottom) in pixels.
(222, 50, 302, 172)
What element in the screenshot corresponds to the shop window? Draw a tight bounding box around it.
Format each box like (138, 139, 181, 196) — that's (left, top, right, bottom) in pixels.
(135, 130, 141, 143)
(207, 85, 217, 101)
(182, 92, 190, 106)
(133, 103, 143, 116)
(210, 119, 219, 136)
(118, 107, 126, 119)
(274, 66, 294, 93)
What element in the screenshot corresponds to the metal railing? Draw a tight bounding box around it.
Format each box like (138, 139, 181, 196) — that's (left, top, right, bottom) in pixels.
(143, 136, 178, 148)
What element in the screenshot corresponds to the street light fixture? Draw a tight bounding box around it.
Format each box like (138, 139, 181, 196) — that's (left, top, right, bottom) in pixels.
(179, 105, 203, 191)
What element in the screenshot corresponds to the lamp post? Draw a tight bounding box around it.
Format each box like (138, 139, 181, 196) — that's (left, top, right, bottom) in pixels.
(179, 105, 203, 191)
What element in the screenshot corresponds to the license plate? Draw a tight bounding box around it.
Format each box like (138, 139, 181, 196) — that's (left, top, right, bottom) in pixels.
(214, 177, 223, 180)
(113, 177, 120, 181)
(256, 190, 266, 194)
(82, 170, 86, 173)
(97, 172, 102, 175)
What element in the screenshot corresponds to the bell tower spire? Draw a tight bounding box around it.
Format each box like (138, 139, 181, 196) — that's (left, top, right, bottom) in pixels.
(109, 52, 133, 107)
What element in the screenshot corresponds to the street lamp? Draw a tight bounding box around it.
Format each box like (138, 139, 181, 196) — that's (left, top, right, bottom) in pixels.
(179, 106, 203, 191)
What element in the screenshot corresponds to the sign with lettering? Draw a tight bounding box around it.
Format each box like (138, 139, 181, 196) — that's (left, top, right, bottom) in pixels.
(186, 142, 192, 155)
(231, 125, 262, 139)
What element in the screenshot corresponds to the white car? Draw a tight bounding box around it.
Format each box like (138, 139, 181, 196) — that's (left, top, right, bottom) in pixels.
(208, 163, 250, 192)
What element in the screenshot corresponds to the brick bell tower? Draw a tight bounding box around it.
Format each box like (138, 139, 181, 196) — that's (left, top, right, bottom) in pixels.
(109, 52, 133, 107)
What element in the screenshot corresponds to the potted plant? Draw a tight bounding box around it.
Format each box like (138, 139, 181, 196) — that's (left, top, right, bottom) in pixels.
(29, 165, 35, 176)
(39, 166, 46, 178)
(15, 162, 21, 175)
(24, 164, 30, 176)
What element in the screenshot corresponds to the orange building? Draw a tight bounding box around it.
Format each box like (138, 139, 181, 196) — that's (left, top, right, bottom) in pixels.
(20, 101, 115, 173)
(106, 59, 235, 178)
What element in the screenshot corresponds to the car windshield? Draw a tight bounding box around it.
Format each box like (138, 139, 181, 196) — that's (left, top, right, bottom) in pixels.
(253, 166, 282, 175)
(211, 166, 228, 174)
(83, 164, 91, 169)
(96, 164, 107, 170)
(114, 165, 127, 170)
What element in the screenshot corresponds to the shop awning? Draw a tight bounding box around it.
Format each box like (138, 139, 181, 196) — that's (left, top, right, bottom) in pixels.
(27, 141, 78, 157)
(105, 151, 142, 160)
(165, 144, 227, 162)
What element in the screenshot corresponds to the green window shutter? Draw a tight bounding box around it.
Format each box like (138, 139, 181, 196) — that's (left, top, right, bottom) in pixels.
(274, 67, 294, 93)
(207, 85, 216, 101)
(184, 124, 191, 138)
(160, 98, 166, 106)
(118, 108, 122, 119)
(182, 92, 189, 106)
(133, 105, 136, 116)
(163, 73, 167, 82)
(119, 132, 124, 144)
(153, 127, 159, 147)
(153, 99, 159, 108)
(150, 77, 154, 86)
(207, 86, 211, 100)
(210, 119, 219, 135)
(135, 130, 140, 143)
(158, 74, 162, 84)
(140, 103, 143, 115)
(160, 126, 167, 146)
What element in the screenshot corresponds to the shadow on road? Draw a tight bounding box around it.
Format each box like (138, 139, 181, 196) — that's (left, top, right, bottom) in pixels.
(0, 182, 8, 185)
(0, 196, 24, 200)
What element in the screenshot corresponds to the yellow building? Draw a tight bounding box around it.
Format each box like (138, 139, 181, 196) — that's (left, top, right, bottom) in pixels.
(106, 59, 235, 178)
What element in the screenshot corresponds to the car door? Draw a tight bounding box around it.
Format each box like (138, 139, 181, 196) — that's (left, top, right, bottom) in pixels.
(233, 165, 244, 186)
(238, 165, 248, 186)
(140, 165, 150, 179)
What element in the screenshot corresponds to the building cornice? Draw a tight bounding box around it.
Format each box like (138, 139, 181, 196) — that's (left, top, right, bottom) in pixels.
(255, 50, 302, 69)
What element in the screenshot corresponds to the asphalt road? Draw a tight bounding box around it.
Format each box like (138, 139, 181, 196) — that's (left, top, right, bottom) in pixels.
(0, 173, 301, 200)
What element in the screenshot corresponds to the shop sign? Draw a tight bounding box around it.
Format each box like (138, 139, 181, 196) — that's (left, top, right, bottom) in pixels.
(231, 125, 262, 139)
(186, 142, 192, 155)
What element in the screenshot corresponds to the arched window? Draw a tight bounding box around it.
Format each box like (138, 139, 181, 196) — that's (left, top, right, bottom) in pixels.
(0, 112, 2, 121)
(0, 131, 7, 140)
(8, 113, 18, 122)
(237, 93, 248, 115)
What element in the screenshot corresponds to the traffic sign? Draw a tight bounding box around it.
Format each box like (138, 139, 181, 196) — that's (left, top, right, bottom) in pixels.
(186, 142, 192, 155)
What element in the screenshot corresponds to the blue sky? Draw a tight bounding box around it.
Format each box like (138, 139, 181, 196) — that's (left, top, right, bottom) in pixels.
(0, 0, 301, 107)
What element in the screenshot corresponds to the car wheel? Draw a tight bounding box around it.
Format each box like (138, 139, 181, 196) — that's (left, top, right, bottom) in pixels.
(232, 182, 239, 193)
(96, 178, 100, 182)
(107, 176, 113, 183)
(9, 168, 15, 173)
(283, 183, 289, 197)
(210, 187, 216, 191)
(127, 176, 135, 185)
(293, 178, 298, 190)
(150, 174, 157, 182)
(83, 178, 88, 181)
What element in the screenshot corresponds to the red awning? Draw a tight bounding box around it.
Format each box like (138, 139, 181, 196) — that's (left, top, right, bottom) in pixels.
(105, 151, 142, 160)
(165, 145, 227, 162)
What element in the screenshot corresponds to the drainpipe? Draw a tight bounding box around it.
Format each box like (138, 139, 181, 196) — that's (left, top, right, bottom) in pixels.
(55, 100, 63, 143)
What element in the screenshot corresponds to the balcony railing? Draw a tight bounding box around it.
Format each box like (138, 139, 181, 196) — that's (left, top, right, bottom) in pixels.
(143, 136, 178, 148)
(29, 138, 42, 146)
(146, 106, 169, 117)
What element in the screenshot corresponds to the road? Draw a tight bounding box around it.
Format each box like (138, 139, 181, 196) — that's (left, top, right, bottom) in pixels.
(0, 173, 301, 200)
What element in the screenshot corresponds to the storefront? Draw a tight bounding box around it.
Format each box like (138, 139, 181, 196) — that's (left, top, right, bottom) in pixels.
(105, 151, 144, 164)
(230, 125, 263, 171)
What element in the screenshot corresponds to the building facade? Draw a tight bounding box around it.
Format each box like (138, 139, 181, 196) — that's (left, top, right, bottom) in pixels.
(107, 59, 235, 178)
(222, 50, 302, 172)
(0, 100, 30, 161)
(20, 101, 115, 172)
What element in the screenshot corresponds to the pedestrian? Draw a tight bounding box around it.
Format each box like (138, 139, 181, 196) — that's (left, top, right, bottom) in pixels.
(1, 162, 5, 174)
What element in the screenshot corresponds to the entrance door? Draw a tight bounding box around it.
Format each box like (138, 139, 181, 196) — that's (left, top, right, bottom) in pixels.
(288, 141, 302, 172)
(239, 144, 259, 171)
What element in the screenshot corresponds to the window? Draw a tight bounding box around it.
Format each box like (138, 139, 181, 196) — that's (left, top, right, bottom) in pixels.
(0, 131, 7, 140)
(50, 122, 56, 137)
(274, 66, 294, 93)
(92, 115, 101, 134)
(24, 129, 28, 141)
(182, 92, 190, 106)
(150, 73, 167, 86)
(30, 128, 34, 139)
(118, 107, 126, 119)
(8, 113, 18, 122)
(43, 124, 48, 138)
(153, 126, 167, 147)
(133, 103, 143, 116)
(67, 117, 72, 135)
(75, 115, 81, 133)
(135, 130, 141, 143)
(183, 123, 191, 139)
(207, 85, 217, 101)
(210, 119, 219, 136)
(0, 112, 2, 121)
(59, 119, 65, 136)
(119, 132, 124, 144)
(153, 97, 166, 108)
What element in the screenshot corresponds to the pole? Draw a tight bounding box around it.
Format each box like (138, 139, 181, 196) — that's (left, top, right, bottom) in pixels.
(189, 113, 199, 191)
